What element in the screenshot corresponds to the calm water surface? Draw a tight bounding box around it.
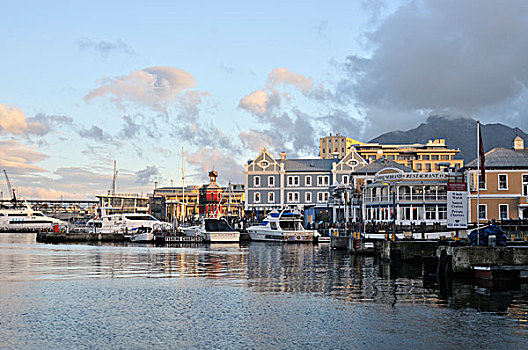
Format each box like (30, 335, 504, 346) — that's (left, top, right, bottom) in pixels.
(0, 232, 527, 349)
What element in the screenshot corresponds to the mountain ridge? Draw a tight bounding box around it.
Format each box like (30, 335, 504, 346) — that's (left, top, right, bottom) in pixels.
(369, 115, 528, 162)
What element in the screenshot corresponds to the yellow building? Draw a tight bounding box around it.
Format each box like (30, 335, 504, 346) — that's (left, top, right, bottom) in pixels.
(319, 133, 362, 159)
(320, 135, 463, 172)
(152, 186, 200, 222)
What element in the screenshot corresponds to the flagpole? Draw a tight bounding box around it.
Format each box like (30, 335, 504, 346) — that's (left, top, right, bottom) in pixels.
(477, 121, 480, 243)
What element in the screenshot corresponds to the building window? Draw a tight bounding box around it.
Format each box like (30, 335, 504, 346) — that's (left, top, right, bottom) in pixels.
(287, 176, 299, 187)
(441, 155, 449, 160)
(425, 206, 436, 220)
(422, 155, 430, 160)
(425, 163, 431, 171)
(287, 192, 299, 203)
(438, 206, 447, 220)
(305, 192, 312, 203)
(317, 192, 329, 203)
(268, 176, 275, 187)
(268, 192, 275, 203)
(416, 163, 422, 171)
(523, 174, 528, 196)
(499, 204, 508, 220)
(342, 175, 349, 185)
(317, 176, 329, 186)
(478, 204, 487, 220)
(254, 192, 260, 203)
(498, 174, 508, 190)
(254, 176, 260, 187)
(305, 176, 312, 187)
(431, 155, 439, 160)
(478, 174, 486, 190)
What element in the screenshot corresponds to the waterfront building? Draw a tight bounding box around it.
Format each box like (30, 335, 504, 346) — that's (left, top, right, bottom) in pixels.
(199, 170, 224, 218)
(319, 134, 463, 172)
(244, 147, 366, 221)
(95, 193, 149, 215)
(465, 135, 528, 222)
(319, 133, 362, 159)
(362, 168, 449, 229)
(151, 186, 199, 222)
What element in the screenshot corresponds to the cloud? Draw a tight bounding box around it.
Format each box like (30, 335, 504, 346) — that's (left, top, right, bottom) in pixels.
(84, 66, 197, 111)
(340, 0, 528, 128)
(78, 37, 136, 57)
(186, 148, 243, 184)
(237, 68, 328, 156)
(239, 130, 278, 153)
(238, 90, 270, 115)
(119, 115, 142, 139)
(0, 140, 48, 174)
(78, 125, 117, 144)
(268, 68, 314, 95)
(0, 104, 47, 135)
(135, 165, 160, 186)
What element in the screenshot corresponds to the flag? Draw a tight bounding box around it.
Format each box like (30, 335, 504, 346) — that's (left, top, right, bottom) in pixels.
(478, 121, 486, 184)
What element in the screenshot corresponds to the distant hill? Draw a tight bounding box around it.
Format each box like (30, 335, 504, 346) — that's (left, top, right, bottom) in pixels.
(369, 115, 528, 162)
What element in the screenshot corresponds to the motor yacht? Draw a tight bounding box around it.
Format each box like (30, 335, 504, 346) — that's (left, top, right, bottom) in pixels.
(246, 209, 315, 242)
(184, 218, 239, 243)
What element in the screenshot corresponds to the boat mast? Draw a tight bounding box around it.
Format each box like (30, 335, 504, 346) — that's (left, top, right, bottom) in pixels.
(181, 147, 185, 223)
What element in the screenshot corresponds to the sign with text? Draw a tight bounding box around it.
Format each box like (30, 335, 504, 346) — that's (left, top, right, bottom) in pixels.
(447, 182, 468, 229)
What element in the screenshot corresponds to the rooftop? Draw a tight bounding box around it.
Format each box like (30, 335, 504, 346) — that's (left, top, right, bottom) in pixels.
(466, 148, 528, 168)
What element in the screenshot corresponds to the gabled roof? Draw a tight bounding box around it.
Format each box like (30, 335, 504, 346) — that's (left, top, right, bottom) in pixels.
(279, 158, 337, 172)
(353, 157, 413, 175)
(465, 148, 528, 169)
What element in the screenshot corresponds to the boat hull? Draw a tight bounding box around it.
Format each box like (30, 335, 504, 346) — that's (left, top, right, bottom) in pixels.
(130, 232, 154, 242)
(204, 231, 240, 243)
(248, 229, 314, 243)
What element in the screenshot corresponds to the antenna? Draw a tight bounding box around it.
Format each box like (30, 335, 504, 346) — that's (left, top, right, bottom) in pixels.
(111, 160, 118, 195)
(181, 147, 186, 223)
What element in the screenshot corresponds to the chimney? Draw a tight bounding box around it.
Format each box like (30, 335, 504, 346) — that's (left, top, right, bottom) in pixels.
(514, 132, 524, 150)
(154, 181, 158, 189)
(280, 151, 287, 160)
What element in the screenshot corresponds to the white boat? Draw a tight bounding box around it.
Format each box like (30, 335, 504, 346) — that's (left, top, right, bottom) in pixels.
(247, 209, 315, 243)
(184, 218, 239, 243)
(130, 226, 154, 243)
(98, 212, 173, 239)
(0, 203, 66, 231)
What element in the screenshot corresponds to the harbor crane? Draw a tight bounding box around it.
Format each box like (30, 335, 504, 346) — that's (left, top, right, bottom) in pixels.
(3, 169, 17, 203)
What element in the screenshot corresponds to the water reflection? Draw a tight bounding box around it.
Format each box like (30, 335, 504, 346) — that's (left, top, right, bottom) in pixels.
(1, 232, 528, 328)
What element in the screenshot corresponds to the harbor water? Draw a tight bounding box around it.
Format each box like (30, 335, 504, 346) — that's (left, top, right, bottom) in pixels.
(1, 232, 527, 349)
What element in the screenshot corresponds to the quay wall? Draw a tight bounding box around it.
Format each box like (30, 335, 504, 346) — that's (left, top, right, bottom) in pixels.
(437, 246, 528, 273)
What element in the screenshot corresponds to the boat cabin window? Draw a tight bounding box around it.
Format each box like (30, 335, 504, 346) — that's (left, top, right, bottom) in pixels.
(124, 215, 157, 221)
(205, 219, 234, 232)
(270, 222, 278, 230)
(280, 220, 303, 231)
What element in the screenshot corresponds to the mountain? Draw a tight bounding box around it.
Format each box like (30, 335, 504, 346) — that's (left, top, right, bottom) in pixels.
(369, 115, 528, 162)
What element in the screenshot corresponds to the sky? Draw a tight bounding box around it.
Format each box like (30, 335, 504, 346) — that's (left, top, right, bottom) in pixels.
(1, 0, 528, 199)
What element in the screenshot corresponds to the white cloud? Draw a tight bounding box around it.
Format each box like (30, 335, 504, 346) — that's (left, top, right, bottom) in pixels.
(0, 140, 48, 174)
(84, 66, 197, 111)
(0, 104, 46, 135)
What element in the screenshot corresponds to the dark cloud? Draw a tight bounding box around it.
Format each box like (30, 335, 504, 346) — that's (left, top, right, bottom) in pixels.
(119, 115, 141, 139)
(135, 165, 159, 186)
(78, 37, 136, 57)
(78, 125, 116, 144)
(27, 113, 74, 136)
(339, 0, 528, 132)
